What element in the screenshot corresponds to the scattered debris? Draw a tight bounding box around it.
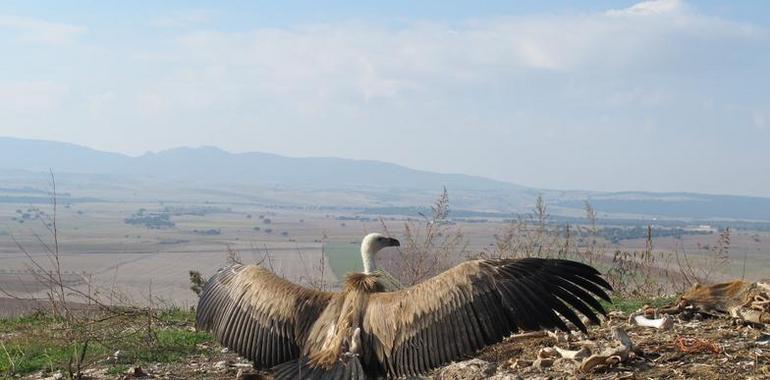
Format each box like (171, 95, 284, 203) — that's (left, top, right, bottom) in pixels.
(546, 330, 569, 344)
(532, 347, 555, 369)
(578, 327, 635, 373)
(465, 286, 770, 379)
(509, 330, 547, 340)
(213, 360, 229, 370)
(673, 336, 722, 355)
(40, 372, 63, 380)
(433, 358, 496, 380)
(551, 345, 590, 360)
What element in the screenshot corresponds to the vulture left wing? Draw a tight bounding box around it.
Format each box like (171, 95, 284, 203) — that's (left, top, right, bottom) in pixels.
(196, 264, 334, 369)
(362, 258, 611, 378)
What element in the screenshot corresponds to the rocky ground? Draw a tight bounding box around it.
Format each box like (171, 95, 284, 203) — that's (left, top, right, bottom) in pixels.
(24, 308, 769, 380)
(446, 313, 769, 379)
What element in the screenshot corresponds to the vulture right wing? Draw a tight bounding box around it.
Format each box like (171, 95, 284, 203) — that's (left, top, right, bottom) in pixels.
(362, 258, 612, 378)
(196, 264, 334, 369)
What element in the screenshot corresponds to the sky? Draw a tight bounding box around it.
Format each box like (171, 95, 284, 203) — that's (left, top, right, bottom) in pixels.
(1, 0, 769, 196)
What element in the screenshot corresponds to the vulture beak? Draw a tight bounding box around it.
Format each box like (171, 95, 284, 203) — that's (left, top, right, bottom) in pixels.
(388, 237, 401, 247)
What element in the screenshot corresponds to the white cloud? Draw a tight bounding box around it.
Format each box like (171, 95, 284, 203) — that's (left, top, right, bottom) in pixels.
(606, 0, 686, 16)
(135, 0, 762, 114)
(0, 15, 87, 45)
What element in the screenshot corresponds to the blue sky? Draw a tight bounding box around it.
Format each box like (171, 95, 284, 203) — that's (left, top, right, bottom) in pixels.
(1, 0, 769, 196)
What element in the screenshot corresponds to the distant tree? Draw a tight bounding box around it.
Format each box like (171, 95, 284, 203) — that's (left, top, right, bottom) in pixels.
(263, 218, 272, 224)
(533, 194, 548, 232)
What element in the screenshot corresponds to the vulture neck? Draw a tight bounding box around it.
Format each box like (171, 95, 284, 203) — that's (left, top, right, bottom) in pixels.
(361, 246, 377, 274)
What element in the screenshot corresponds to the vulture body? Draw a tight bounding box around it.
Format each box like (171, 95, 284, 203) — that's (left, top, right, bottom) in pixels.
(196, 233, 612, 379)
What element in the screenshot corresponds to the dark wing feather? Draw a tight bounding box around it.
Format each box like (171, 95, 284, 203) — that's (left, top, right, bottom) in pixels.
(363, 258, 611, 378)
(196, 264, 334, 369)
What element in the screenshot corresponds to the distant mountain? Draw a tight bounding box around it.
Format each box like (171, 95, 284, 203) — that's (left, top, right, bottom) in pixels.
(1, 136, 769, 222)
(0, 137, 522, 191)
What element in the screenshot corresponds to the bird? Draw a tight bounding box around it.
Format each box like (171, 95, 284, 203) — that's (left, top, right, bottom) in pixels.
(195, 232, 612, 379)
(358, 232, 402, 291)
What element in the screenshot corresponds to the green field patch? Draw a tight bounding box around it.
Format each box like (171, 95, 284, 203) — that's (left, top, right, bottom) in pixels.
(324, 241, 362, 279)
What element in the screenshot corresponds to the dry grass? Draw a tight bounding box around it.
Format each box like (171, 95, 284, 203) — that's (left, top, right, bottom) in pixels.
(0, 173, 212, 379)
(379, 187, 468, 286)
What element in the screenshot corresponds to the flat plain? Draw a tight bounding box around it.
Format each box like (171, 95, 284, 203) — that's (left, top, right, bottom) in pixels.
(1, 183, 768, 313)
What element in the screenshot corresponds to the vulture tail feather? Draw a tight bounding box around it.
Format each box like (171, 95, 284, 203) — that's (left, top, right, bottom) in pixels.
(272, 356, 366, 380)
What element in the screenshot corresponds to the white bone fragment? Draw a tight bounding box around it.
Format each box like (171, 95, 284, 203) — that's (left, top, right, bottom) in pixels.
(632, 314, 674, 330)
(552, 345, 591, 360)
(578, 327, 635, 373)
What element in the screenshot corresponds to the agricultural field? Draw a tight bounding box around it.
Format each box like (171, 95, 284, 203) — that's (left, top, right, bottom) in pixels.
(1, 184, 769, 314)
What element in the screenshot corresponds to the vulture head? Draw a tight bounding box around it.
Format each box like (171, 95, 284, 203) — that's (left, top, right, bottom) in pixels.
(197, 232, 612, 380)
(360, 232, 400, 274)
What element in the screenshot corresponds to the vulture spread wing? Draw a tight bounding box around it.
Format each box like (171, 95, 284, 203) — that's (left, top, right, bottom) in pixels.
(196, 264, 334, 368)
(362, 258, 612, 378)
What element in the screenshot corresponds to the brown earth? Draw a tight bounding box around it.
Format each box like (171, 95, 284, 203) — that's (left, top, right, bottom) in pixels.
(21, 312, 769, 380)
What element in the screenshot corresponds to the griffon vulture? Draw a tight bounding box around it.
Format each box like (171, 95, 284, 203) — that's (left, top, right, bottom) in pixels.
(196, 232, 612, 379)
